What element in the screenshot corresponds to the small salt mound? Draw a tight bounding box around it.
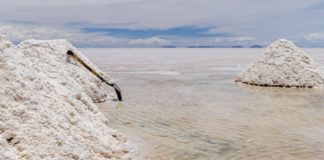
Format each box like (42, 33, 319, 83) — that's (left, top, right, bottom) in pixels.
(0, 34, 132, 159)
(235, 39, 324, 88)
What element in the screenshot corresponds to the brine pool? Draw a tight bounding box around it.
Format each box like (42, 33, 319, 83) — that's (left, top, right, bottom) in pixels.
(82, 48, 324, 160)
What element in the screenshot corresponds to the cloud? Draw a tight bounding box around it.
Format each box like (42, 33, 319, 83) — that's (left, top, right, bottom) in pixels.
(0, 25, 172, 47)
(0, 24, 259, 47)
(129, 37, 169, 46)
(1, 0, 324, 47)
(0, 25, 126, 47)
(304, 32, 324, 41)
(0, 0, 321, 29)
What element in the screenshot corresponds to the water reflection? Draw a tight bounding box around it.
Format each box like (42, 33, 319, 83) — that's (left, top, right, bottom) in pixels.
(236, 82, 324, 94)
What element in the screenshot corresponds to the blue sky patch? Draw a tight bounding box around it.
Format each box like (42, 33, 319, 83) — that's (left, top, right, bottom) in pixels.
(83, 26, 228, 39)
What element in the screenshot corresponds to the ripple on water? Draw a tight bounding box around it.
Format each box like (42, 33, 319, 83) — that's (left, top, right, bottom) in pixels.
(87, 48, 324, 160)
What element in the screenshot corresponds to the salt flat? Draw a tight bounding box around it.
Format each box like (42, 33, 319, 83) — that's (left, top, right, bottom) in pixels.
(82, 48, 324, 160)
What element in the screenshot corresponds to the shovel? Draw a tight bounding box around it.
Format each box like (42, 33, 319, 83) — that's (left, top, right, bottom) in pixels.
(67, 50, 122, 101)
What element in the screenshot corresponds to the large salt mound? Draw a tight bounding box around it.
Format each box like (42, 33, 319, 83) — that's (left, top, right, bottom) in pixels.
(0, 34, 132, 159)
(235, 39, 324, 88)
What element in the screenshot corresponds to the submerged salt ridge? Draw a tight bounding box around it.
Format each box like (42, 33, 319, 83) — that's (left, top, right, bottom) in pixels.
(0, 34, 132, 160)
(236, 39, 324, 87)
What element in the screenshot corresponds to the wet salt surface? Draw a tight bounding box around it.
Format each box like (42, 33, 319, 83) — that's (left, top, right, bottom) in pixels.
(110, 71, 181, 76)
(82, 48, 324, 160)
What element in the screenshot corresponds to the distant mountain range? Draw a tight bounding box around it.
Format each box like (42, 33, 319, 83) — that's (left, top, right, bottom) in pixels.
(161, 45, 177, 48)
(161, 45, 263, 48)
(249, 45, 263, 48)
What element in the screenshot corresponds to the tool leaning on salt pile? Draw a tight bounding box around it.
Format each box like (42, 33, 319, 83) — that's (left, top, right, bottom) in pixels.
(67, 50, 123, 101)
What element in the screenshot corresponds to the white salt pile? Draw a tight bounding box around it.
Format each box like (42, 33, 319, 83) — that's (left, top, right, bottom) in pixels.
(0, 34, 132, 159)
(235, 39, 324, 88)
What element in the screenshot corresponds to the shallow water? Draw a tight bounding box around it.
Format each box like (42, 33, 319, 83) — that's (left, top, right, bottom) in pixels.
(82, 48, 324, 160)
